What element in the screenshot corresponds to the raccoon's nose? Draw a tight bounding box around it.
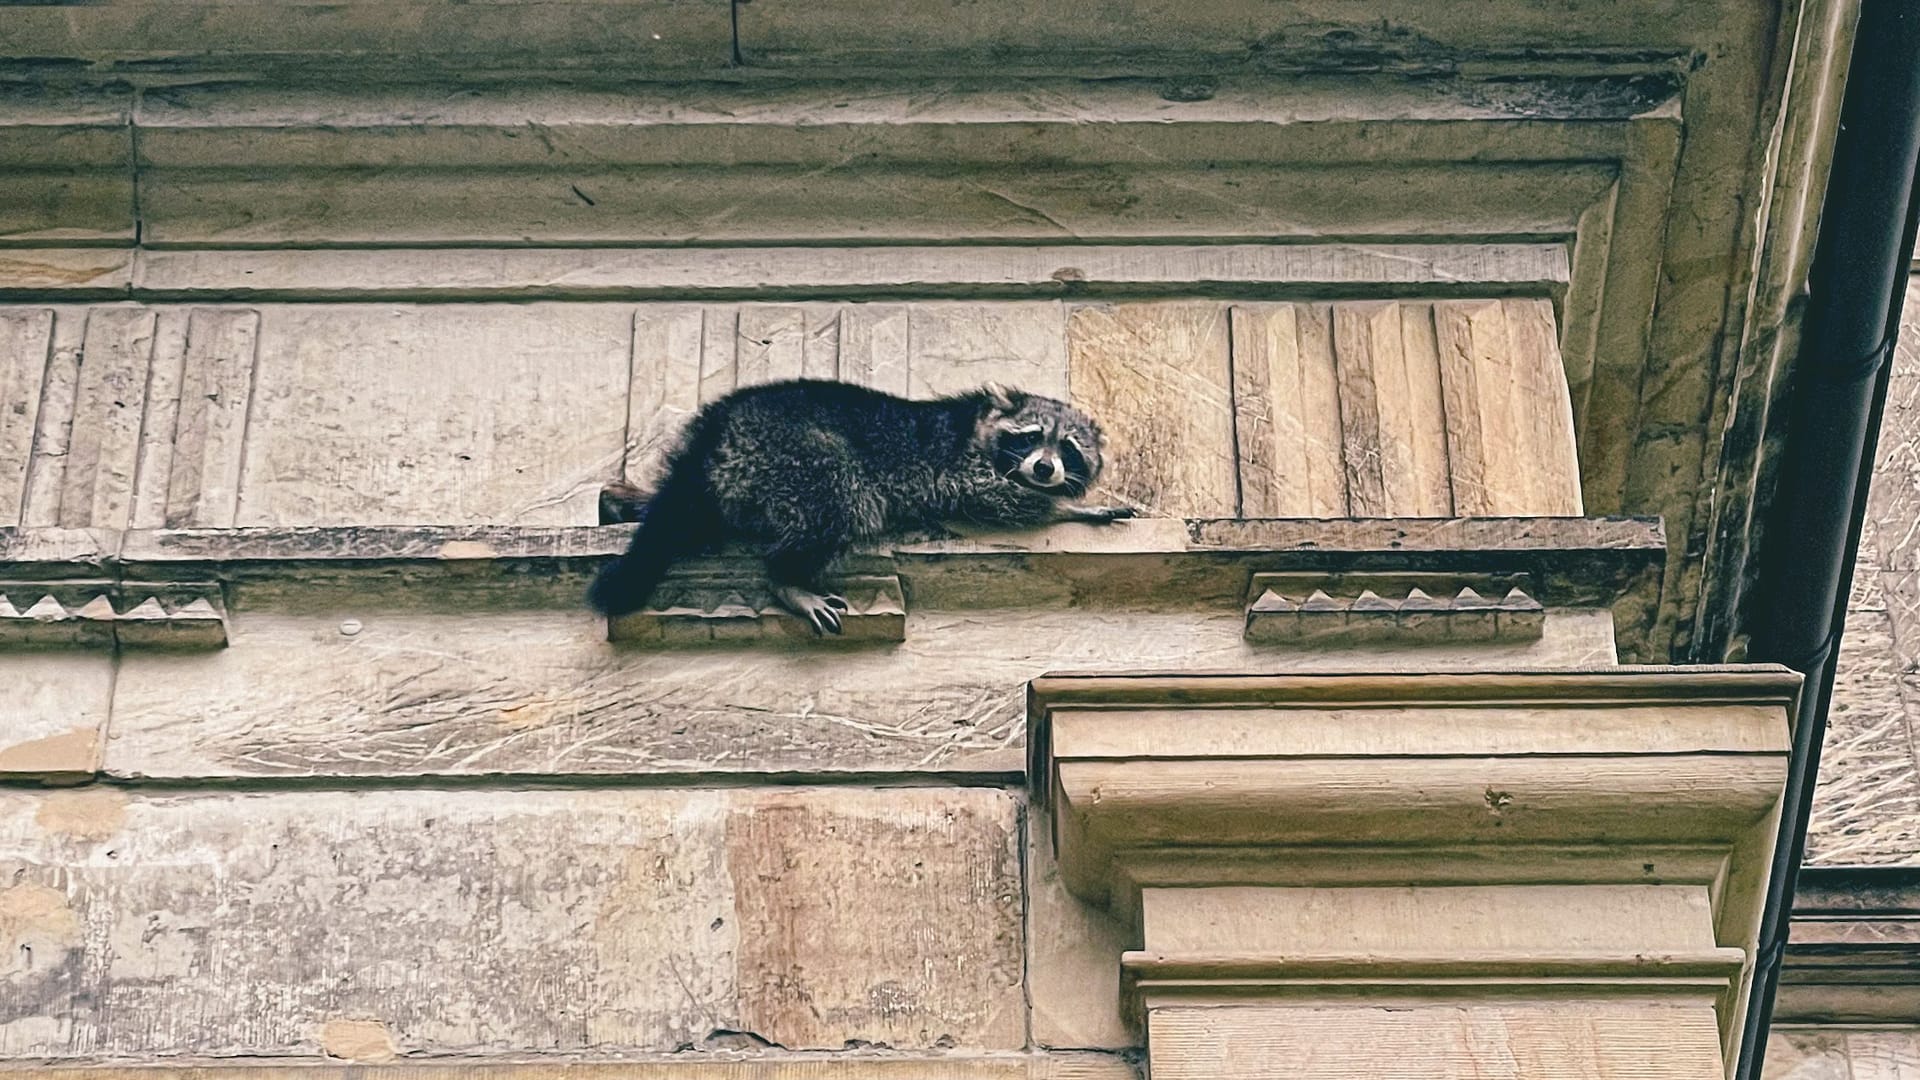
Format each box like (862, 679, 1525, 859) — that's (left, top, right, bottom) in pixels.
(1032, 458, 1056, 481)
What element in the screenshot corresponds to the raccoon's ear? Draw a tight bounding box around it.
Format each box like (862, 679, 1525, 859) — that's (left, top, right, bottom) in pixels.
(983, 382, 1018, 412)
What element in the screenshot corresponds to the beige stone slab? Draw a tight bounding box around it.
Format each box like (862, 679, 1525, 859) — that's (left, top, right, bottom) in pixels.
(1048, 702, 1788, 760)
(1763, 1029, 1854, 1080)
(0, 309, 53, 526)
(623, 304, 704, 486)
(1067, 303, 1235, 517)
(0, 249, 132, 296)
(59, 308, 155, 530)
(0, 84, 131, 168)
(0, 786, 1021, 1057)
(1847, 1030, 1920, 1080)
(128, 243, 1568, 300)
(1805, 609, 1920, 865)
(102, 607, 1618, 782)
(698, 305, 739, 404)
(725, 791, 1025, 1049)
(0, 653, 112, 783)
(838, 304, 911, 396)
(139, 163, 1609, 247)
(19, 308, 87, 527)
(1056, 755, 1784, 848)
(1028, 816, 1135, 1050)
(911, 302, 1068, 400)
(161, 309, 259, 528)
(735, 306, 809, 390)
(732, 0, 1716, 68)
(235, 304, 632, 526)
(1871, 361, 1920, 572)
(0, 173, 133, 244)
(1332, 302, 1453, 516)
(126, 78, 1655, 165)
(1232, 304, 1345, 517)
(1145, 1003, 1724, 1079)
(4, 3, 733, 76)
(126, 310, 190, 530)
(1139, 884, 1717, 957)
(4, 1058, 1140, 1080)
(1433, 299, 1583, 517)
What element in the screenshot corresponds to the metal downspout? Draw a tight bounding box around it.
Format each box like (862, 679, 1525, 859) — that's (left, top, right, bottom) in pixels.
(1736, 4, 1920, 1076)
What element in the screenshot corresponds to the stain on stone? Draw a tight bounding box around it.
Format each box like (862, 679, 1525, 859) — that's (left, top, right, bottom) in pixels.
(0, 726, 101, 781)
(0, 257, 119, 287)
(319, 1017, 398, 1062)
(33, 787, 128, 841)
(0, 881, 84, 1011)
(437, 539, 499, 561)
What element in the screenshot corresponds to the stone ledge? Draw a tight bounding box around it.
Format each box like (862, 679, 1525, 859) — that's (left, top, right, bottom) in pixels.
(3, 1058, 1136, 1080)
(1775, 866, 1920, 1024)
(0, 516, 1664, 648)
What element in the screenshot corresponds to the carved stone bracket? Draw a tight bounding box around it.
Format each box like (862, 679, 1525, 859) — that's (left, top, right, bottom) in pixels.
(1243, 572, 1544, 646)
(606, 574, 906, 646)
(1029, 668, 1798, 1079)
(0, 584, 228, 650)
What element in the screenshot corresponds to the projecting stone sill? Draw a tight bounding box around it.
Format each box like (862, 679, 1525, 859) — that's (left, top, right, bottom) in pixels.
(0, 516, 1657, 592)
(0, 516, 1663, 651)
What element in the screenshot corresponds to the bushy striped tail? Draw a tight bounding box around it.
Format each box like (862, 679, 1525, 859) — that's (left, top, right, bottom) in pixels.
(586, 468, 704, 616)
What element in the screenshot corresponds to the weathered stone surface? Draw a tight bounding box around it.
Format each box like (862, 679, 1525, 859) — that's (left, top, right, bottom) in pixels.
(0, 309, 52, 526)
(19, 1059, 1140, 1080)
(0, 786, 1023, 1057)
(1433, 299, 1582, 517)
(1229, 301, 1577, 520)
(138, 162, 1612, 249)
(1028, 815, 1132, 1050)
(624, 304, 705, 489)
(1843, 1030, 1920, 1080)
(129, 243, 1567, 301)
(1868, 362, 1920, 572)
(1147, 1004, 1724, 1080)
(103, 606, 1617, 783)
(0, 653, 111, 783)
(837, 303, 911, 397)
(1805, 609, 1920, 865)
(162, 308, 260, 529)
(1068, 303, 1235, 517)
(1233, 303, 1345, 517)
(1332, 302, 1452, 517)
(0, 174, 133, 246)
(3, 2, 735, 77)
(237, 305, 632, 526)
(59, 308, 156, 530)
(18, 308, 85, 528)
(1762, 1030, 1854, 1080)
(0, 250, 131, 295)
(914, 302, 1068, 400)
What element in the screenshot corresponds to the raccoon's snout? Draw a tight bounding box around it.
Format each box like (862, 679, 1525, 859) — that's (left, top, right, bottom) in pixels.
(1020, 447, 1069, 489)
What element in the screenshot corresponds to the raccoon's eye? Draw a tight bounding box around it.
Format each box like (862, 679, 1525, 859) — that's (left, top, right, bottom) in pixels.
(1001, 430, 1043, 452)
(1059, 440, 1089, 478)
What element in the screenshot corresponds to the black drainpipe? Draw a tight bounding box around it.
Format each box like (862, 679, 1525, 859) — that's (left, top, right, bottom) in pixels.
(1736, 4, 1920, 1077)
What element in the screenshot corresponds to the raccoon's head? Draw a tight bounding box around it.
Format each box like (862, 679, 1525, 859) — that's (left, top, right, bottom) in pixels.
(979, 382, 1107, 496)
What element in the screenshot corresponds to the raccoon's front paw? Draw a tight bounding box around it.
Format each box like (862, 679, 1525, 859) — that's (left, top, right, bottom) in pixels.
(1063, 504, 1137, 524)
(773, 585, 850, 635)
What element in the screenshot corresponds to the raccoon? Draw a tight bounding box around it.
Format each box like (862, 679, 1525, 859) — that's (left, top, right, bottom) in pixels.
(587, 379, 1133, 633)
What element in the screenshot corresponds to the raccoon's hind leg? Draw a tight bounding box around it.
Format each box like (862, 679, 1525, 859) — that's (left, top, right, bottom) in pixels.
(766, 537, 851, 635)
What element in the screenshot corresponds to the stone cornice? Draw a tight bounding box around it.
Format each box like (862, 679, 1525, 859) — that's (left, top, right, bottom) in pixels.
(1027, 666, 1799, 1075)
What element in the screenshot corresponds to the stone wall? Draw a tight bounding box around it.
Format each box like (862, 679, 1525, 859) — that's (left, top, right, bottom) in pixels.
(1807, 274, 1920, 865)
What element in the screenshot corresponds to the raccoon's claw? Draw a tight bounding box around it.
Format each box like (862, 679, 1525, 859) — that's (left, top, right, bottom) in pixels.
(774, 586, 849, 635)
(1063, 504, 1137, 524)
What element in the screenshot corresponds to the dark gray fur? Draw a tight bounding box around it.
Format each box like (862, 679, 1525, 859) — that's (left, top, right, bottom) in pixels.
(587, 378, 1133, 632)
